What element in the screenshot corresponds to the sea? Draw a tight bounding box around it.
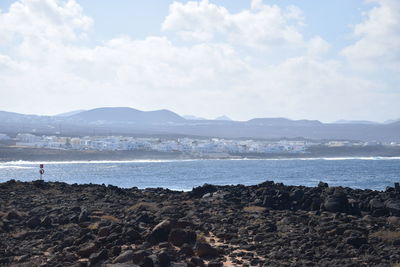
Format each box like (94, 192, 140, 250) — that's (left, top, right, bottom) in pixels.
(0, 158, 399, 191)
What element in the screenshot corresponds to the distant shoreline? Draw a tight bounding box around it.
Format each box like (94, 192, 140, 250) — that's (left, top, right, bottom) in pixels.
(1, 145, 400, 162)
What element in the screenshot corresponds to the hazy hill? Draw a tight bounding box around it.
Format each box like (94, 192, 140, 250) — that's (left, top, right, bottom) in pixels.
(182, 115, 206, 120)
(0, 111, 32, 121)
(215, 115, 232, 121)
(56, 110, 86, 117)
(0, 111, 50, 123)
(247, 118, 322, 126)
(334, 120, 379, 125)
(69, 107, 185, 124)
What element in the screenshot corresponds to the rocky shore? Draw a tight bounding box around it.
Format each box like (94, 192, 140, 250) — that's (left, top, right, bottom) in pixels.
(1, 180, 400, 266)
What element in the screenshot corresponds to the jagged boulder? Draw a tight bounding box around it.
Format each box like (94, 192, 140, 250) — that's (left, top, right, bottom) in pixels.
(168, 228, 196, 247)
(323, 190, 349, 212)
(385, 199, 400, 216)
(148, 220, 172, 243)
(190, 184, 218, 198)
(195, 242, 219, 258)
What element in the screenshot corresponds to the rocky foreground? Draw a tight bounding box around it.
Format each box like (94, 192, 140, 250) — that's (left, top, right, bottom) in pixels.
(1, 180, 400, 267)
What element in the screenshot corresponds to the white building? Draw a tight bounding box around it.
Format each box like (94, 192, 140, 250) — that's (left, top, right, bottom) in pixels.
(0, 133, 10, 140)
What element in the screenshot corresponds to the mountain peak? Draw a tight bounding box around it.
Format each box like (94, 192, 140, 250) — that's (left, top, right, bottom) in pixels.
(215, 115, 232, 121)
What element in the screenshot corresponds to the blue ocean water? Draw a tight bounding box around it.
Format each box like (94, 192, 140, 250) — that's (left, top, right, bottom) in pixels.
(0, 158, 399, 191)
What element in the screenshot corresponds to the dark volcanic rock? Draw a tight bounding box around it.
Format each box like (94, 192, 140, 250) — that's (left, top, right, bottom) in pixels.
(132, 250, 149, 264)
(157, 250, 171, 266)
(26, 216, 41, 229)
(125, 228, 141, 242)
(195, 242, 219, 258)
(79, 209, 89, 222)
(41, 216, 52, 227)
(78, 242, 98, 258)
(6, 210, 22, 220)
(148, 220, 172, 243)
(369, 198, 385, 210)
(113, 250, 134, 264)
(323, 191, 349, 212)
(191, 184, 218, 198)
(179, 243, 194, 256)
(89, 249, 108, 265)
(318, 181, 329, 188)
(168, 228, 196, 247)
(385, 199, 400, 216)
(346, 237, 368, 248)
(2, 180, 400, 266)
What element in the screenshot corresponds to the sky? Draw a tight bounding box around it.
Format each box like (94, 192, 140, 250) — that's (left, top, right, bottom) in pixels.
(0, 0, 399, 122)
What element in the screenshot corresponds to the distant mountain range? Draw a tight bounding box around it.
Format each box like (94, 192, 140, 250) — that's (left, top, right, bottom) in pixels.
(0, 107, 399, 141)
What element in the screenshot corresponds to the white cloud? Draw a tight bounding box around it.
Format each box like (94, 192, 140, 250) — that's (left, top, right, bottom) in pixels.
(162, 0, 305, 50)
(0, 0, 92, 44)
(162, 0, 229, 42)
(0, 0, 398, 122)
(284, 5, 305, 26)
(341, 0, 400, 72)
(307, 36, 331, 57)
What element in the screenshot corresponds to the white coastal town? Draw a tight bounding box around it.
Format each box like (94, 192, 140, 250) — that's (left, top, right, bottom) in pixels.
(0, 133, 398, 155)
